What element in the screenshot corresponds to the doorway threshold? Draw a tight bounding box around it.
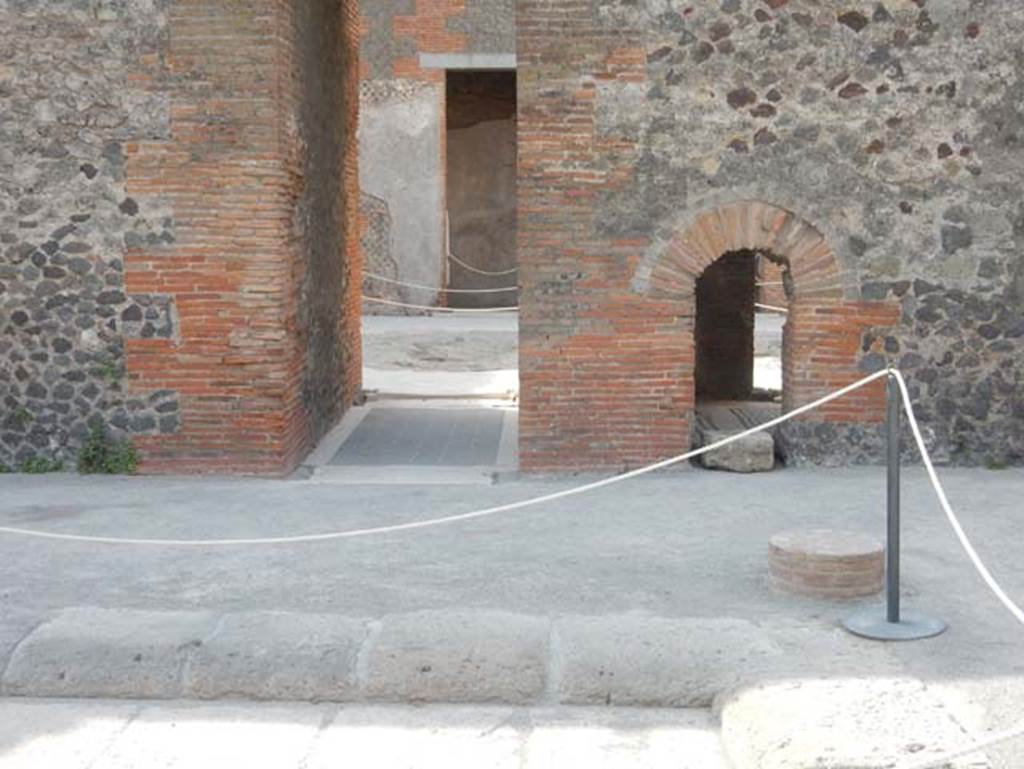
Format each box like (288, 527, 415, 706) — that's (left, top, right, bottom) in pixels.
(301, 399, 518, 485)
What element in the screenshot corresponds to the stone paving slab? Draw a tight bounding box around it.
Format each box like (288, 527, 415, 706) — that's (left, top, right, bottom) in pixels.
(716, 677, 991, 769)
(0, 699, 728, 769)
(515, 706, 728, 769)
(101, 701, 326, 769)
(0, 699, 142, 769)
(309, 705, 525, 769)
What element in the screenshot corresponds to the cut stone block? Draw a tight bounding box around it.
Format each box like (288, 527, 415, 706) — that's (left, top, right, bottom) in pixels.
(699, 429, 775, 473)
(555, 616, 784, 707)
(1, 608, 217, 698)
(183, 611, 370, 701)
(364, 610, 548, 704)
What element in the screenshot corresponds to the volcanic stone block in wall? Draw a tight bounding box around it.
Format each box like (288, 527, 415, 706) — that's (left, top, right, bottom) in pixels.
(120, 295, 175, 340)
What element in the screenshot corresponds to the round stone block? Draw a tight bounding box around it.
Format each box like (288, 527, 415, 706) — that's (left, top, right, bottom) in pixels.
(769, 529, 884, 600)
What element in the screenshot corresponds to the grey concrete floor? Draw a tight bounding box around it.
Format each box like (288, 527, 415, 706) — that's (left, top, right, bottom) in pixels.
(1, 467, 1023, 765)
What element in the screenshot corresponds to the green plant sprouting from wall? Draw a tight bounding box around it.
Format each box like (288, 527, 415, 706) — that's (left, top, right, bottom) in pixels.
(11, 407, 32, 430)
(91, 358, 121, 386)
(77, 422, 139, 475)
(15, 456, 64, 474)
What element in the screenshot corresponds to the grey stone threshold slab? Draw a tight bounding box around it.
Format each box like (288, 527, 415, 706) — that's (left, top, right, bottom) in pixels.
(301, 401, 518, 481)
(0, 608, 990, 768)
(308, 465, 500, 485)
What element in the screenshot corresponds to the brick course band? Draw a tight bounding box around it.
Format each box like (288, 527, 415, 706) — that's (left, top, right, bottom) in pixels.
(768, 529, 884, 600)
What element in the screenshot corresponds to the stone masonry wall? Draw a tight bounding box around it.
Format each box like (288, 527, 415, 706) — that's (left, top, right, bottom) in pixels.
(518, 0, 1024, 470)
(0, 1, 179, 469)
(2, 0, 362, 474)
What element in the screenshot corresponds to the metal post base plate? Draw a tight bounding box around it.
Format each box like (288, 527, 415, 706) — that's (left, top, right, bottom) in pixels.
(842, 608, 947, 641)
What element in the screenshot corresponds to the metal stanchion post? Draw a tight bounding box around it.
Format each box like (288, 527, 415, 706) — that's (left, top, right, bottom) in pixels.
(842, 373, 947, 641)
(886, 371, 901, 624)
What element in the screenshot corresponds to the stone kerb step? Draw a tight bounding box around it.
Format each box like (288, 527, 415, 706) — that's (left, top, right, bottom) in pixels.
(0, 609, 780, 707)
(0, 607, 989, 768)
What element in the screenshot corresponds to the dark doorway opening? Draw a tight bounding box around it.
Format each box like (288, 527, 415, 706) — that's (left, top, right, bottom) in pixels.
(692, 249, 787, 470)
(695, 248, 787, 403)
(445, 70, 518, 309)
(695, 250, 758, 401)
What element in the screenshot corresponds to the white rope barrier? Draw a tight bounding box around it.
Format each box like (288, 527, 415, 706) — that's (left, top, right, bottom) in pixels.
(888, 367, 1024, 768)
(755, 302, 789, 314)
(891, 369, 1024, 626)
(0, 369, 894, 546)
(447, 251, 518, 277)
(362, 296, 519, 314)
(364, 273, 518, 294)
(0, 367, 1021, 762)
(0, 367, 1020, 632)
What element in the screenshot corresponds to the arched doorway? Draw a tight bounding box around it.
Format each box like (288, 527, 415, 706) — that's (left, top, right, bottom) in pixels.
(631, 201, 895, 470)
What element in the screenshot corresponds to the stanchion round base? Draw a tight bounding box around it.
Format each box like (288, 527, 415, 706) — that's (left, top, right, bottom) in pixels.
(842, 609, 947, 641)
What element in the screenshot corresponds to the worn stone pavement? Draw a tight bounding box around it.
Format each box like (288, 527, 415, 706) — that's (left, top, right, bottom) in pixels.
(0, 467, 1022, 766)
(0, 700, 729, 769)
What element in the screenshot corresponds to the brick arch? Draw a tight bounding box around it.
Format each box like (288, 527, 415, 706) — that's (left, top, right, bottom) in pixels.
(631, 200, 898, 426)
(635, 201, 844, 302)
